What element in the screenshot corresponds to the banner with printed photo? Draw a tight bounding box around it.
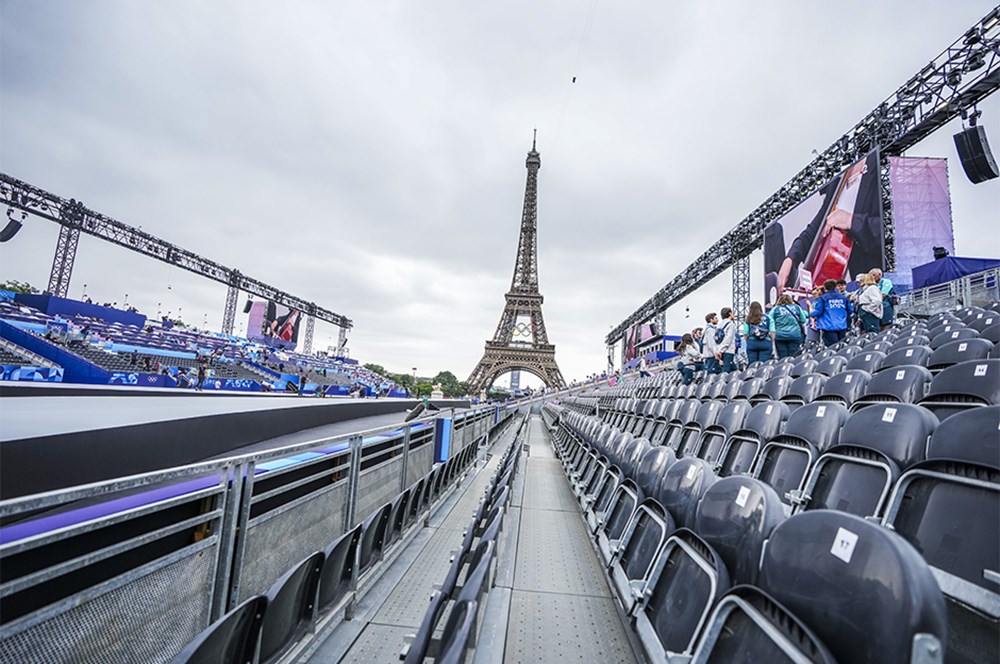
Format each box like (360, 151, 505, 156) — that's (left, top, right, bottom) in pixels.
(763, 150, 884, 306)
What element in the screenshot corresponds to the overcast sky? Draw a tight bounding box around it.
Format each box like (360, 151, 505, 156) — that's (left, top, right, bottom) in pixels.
(2, 1, 998, 385)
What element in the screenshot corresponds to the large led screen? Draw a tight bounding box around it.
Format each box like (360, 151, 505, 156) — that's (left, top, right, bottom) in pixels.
(247, 300, 302, 349)
(763, 150, 884, 305)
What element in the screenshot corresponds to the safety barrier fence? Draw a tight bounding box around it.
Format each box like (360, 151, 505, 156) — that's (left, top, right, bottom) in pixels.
(900, 267, 999, 316)
(0, 404, 505, 663)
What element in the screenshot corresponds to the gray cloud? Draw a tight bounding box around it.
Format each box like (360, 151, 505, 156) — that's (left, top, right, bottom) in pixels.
(2, 0, 998, 385)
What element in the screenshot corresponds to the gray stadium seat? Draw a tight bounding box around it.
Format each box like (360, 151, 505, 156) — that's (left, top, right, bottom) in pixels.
(758, 511, 947, 664)
(169, 595, 267, 664)
(258, 552, 323, 664)
(609, 497, 676, 612)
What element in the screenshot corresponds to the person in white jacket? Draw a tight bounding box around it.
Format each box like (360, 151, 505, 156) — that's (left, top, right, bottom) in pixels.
(715, 307, 738, 373)
(856, 272, 883, 333)
(702, 312, 720, 374)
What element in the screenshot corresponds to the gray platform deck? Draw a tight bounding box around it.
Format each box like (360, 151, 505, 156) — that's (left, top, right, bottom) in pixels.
(301, 415, 637, 663)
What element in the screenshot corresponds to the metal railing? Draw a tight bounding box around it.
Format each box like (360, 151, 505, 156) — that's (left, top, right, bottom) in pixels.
(0, 404, 502, 664)
(899, 267, 1000, 316)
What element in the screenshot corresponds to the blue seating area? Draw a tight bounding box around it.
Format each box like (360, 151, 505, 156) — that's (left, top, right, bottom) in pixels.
(0, 297, 399, 393)
(544, 304, 1000, 664)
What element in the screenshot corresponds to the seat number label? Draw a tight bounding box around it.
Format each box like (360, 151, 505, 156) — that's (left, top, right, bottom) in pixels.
(735, 486, 750, 507)
(831, 527, 859, 563)
(905, 349, 914, 357)
(844, 375, 852, 383)
(975, 364, 988, 377)
(765, 404, 773, 414)
(686, 464, 698, 480)
(959, 343, 968, 351)
(816, 405, 826, 417)
(882, 407, 897, 423)
(895, 370, 905, 381)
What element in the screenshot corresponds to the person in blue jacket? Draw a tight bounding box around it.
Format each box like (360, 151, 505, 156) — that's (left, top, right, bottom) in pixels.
(809, 279, 853, 346)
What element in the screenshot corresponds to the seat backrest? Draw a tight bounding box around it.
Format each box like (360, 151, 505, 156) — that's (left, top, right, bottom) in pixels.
(694, 477, 785, 585)
(736, 378, 765, 401)
(592, 466, 623, 515)
(170, 595, 267, 664)
(879, 345, 931, 371)
(929, 327, 979, 350)
(817, 369, 869, 405)
(971, 313, 999, 332)
(638, 529, 731, 658)
(889, 335, 931, 354)
(655, 458, 717, 529)
(780, 402, 849, 452)
(856, 363, 932, 407)
(721, 379, 745, 401)
(692, 400, 723, 430)
(758, 375, 793, 402)
(927, 338, 994, 372)
(402, 591, 449, 664)
(982, 323, 1000, 345)
(456, 539, 495, 605)
(635, 446, 677, 497)
(621, 437, 652, 479)
(921, 358, 1000, 419)
(741, 401, 790, 441)
(925, 404, 1000, 469)
(689, 586, 836, 664)
(358, 502, 392, 573)
(616, 498, 676, 583)
(259, 551, 324, 664)
(436, 599, 478, 664)
(758, 511, 947, 664)
(784, 373, 827, 404)
(318, 525, 361, 612)
(840, 403, 937, 470)
(603, 479, 642, 540)
(816, 355, 847, 376)
(846, 349, 885, 374)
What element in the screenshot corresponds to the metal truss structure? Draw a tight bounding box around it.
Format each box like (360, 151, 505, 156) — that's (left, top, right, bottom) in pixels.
(731, 255, 751, 322)
(467, 135, 567, 392)
(0, 174, 351, 331)
(607, 8, 1000, 345)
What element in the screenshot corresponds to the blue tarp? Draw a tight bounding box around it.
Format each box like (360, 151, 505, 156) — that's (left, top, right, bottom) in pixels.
(911, 256, 1000, 290)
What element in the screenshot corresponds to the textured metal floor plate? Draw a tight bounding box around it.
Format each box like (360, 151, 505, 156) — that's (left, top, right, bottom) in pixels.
(338, 623, 413, 664)
(513, 507, 611, 597)
(504, 590, 637, 664)
(522, 457, 578, 511)
(372, 527, 459, 627)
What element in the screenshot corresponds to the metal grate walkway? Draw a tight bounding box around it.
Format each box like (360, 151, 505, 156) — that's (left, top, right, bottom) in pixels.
(300, 415, 637, 663)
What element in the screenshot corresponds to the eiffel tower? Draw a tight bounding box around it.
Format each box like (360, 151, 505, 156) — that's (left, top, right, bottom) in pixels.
(467, 133, 566, 393)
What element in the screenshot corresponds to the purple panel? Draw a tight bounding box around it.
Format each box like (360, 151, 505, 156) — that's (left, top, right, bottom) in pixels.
(0, 477, 217, 544)
(887, 157, 956, 291)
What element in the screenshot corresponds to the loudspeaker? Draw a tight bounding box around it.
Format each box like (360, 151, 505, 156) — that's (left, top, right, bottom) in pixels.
(953, 125, 999, 184)
(243, 300, 253, 314)
(0, 219, 22, 243)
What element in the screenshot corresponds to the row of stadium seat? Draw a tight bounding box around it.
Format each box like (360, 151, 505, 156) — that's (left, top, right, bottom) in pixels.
(544, 399, 997, 663)
(601, 308, 998, 401)
(402, 416, 524, 663)
(170, 435, 488, 663)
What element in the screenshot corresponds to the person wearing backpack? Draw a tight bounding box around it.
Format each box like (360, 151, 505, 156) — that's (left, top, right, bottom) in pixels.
(810, 279, 853, 346)
(741, 301, 775, 365)
(771, 294, 808, 358)
(870, 268, 896, 330)
(714, 307, 738, 373)
(702, 312, 720, 374)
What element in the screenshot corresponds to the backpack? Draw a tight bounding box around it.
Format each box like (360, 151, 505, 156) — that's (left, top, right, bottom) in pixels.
(774, 304, 805, 340)
(714, 322, 729, 345)
(750, 319, 770, 340)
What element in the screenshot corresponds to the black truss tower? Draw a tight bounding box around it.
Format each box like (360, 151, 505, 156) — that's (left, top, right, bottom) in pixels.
(0, 174, 351, 335)
(608, 8, 1000, 346)
(467, 134, 567, 393)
